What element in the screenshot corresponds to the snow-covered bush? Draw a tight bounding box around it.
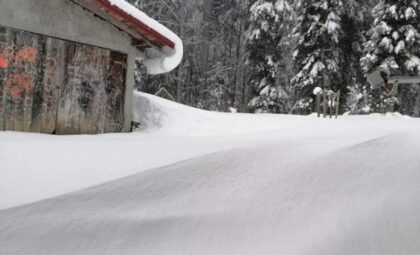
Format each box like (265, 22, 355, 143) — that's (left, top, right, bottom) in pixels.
(346, 84, 372, 114)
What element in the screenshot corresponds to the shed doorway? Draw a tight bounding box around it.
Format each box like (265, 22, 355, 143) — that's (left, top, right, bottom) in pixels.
(0, 25, 127, 134)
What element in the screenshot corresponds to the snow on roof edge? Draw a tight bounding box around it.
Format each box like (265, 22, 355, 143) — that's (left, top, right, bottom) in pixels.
(107, 0, 183, 74)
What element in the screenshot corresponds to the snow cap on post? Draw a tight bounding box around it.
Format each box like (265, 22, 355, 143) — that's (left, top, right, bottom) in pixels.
(313, 87, 323, 95)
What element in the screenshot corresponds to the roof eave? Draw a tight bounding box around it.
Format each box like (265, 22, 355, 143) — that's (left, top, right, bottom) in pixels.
(73, 0, 175, 50)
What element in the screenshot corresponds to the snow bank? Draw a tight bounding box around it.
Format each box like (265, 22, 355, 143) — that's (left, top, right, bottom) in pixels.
(1, 92, 418, 211)
(1, 93, 303, 210)
(0, 132, 253, 210)
(2, 93, 420, 254)
(132, 91, 309, 136)
(107, 0, 183, 74)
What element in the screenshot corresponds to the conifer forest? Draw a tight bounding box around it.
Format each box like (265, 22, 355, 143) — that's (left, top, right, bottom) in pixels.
(132, 0, 420, 116)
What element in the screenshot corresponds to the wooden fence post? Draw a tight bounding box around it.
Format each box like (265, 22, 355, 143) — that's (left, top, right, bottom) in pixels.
(335, 90, 341, 119)
(329, 93, 333, 119)
(323, 91, 327, 118)
(316, 93, 321, 117)
(314, 90, 340, 119)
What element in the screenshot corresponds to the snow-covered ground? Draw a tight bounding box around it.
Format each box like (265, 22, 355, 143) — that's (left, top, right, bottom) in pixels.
(1, 92, 420, 254)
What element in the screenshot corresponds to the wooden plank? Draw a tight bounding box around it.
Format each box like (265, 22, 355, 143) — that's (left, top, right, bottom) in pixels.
(28, 34, 45, 133)
(117, 58, 127, 132)
(77, 44, 96, 134)
(104, 55, 115, 133)
(67, 42, 80, 134)
(41, 38, 65, 134)
(0, 26, 8, 131)
(56, 42, 76, 134)
(96, 48, 110, 134)
(104, 51, 127, 133)
(114, 52, 127, 132)
(69, 44, 83, 134)
(13, 30, 33, 132)
(88, 47, 107, 134)
(4, 28, 18, 131)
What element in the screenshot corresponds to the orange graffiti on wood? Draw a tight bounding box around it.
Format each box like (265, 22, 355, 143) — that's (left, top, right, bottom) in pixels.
(10, 85, 23, 101)
(0, 53, 8, 68)
(0, 46, 38, 102)
(13, 74, 33, 90)
(7, 74, 34, 102)
(16, 47, 38, 63)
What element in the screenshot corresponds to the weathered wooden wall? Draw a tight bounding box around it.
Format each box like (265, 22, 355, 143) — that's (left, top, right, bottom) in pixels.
(0, 25, 127, 134)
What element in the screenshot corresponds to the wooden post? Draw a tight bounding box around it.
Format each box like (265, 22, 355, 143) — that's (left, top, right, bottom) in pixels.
(335, 90, 341, 119)
(316, 93, 321, 117)
(329, 93, 333, 119)
(323, 91, 327, 118)
(380, 96, 385, 114)
(388, 101, 395, 113)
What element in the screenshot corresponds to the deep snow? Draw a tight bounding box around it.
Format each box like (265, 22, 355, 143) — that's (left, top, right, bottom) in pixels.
(1, 92, 420, 254)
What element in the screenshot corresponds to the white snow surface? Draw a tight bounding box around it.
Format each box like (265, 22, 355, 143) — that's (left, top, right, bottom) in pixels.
(2, 92, 420, 254)
(107, 0, 183, 74)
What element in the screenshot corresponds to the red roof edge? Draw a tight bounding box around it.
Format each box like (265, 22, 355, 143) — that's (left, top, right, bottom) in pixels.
(94, 0, 175, 49)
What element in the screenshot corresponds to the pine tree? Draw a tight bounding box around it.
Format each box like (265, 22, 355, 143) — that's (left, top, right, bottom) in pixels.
(341, 0, 365, 88)
(291, 0, 344, 114)
(361, 0, 420, 114)
(246, 0, 292, 113)
(341, 0, 372, 114)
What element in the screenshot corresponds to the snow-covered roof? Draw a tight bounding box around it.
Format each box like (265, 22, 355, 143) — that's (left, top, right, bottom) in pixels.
(75, 0, 183, 74)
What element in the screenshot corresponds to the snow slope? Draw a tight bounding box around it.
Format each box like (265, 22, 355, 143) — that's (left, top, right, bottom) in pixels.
(1, 92, 420, 254)
(0, 92, 313, 210)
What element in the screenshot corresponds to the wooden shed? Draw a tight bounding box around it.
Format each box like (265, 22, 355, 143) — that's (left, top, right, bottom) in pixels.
(0, 0, 182, 134)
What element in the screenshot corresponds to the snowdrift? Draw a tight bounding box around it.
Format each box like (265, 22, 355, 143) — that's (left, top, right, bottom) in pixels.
(0, 92, 309, 210)
(2, 92, 420, 255)
(132, 91, 315, 136)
